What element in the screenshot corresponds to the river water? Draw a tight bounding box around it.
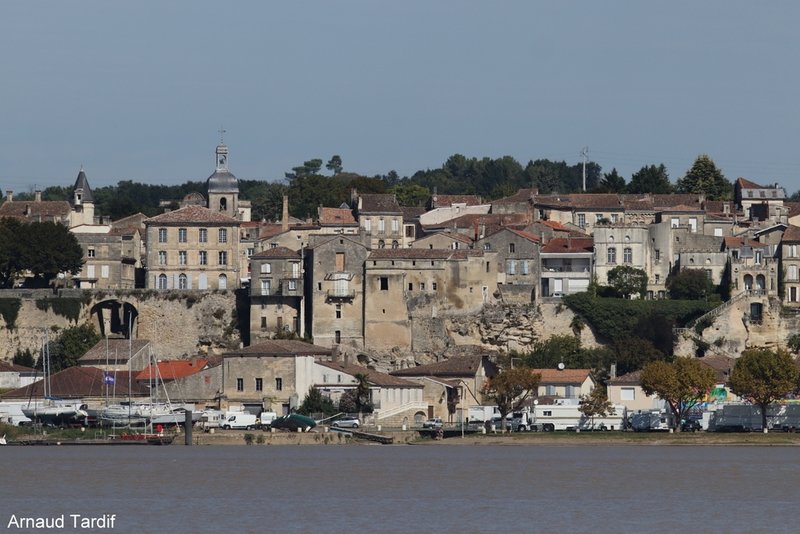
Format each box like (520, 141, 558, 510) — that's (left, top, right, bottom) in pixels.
(1, 444, 796, 533)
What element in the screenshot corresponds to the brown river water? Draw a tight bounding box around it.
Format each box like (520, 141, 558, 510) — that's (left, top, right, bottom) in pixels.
(0, 444, 796, 533)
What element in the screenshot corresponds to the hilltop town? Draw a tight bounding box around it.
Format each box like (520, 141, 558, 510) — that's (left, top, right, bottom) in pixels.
(1, 142, 799, 427)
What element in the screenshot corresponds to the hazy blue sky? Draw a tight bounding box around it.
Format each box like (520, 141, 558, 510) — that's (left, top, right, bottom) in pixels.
(2, 2, 798, 193)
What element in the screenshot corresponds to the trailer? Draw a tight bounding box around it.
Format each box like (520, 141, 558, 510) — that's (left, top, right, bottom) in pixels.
(709, 404, 800, 432)
(631, 411, 673, 432)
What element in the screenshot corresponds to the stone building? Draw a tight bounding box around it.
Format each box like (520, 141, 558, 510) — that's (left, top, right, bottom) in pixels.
(73, 231, 139, 289)
(305, 234, 370, 349)
(476, 227, 540, 289)
(539, 237, 593, 297)
(249, 246, 304, 342)
(354, 192, 405, 249)
(780, 225, 800, 305)
(221, 340, 332, 415)
(532, 368, 595, 399)
(144, 205, 241, 290)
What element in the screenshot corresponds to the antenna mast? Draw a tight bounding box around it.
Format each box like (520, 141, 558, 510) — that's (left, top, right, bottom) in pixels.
(580, 146, 589, 192)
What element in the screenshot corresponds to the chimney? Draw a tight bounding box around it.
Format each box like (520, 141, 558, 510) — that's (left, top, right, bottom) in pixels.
(610, 363, 617, 379)
(281, 195, 289, 232)
(35, 190, 42, 202)
(5, 191, 12, 203)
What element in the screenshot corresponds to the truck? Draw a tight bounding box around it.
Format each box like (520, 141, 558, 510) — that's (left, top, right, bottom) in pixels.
(221, 412, 258, 430)
(468, 406, 498, 424)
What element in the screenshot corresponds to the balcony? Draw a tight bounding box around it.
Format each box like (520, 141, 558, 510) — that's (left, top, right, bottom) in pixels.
(326, 288, 355, 299)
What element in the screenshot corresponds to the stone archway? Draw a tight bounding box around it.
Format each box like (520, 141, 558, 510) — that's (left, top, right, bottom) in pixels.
(90, 299, 139, 339)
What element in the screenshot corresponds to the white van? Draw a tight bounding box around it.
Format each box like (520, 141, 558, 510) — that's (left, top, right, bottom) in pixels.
(259, 412, 277, 428)
(222, 412, 257, 430)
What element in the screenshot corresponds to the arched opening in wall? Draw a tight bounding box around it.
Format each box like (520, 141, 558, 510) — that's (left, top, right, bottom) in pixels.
(90, 300, 139, 339)
(743, 274, 754, 291)
(414, 411, 426, 425)
(755, 274, 766, 291)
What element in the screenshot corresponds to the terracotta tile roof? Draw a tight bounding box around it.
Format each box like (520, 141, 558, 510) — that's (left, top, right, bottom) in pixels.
(0, 360, 36, 373)
(703, 201, 738, 216)
(530, 368, 593, 386)
(492, 188, 538, 204)
(450, 250, 485, 260)
(697, 355, 735, 383)
(782, 225, 800, 243)
(658, 204, 704, 213)
(651, 194, 703, 208)
(540, 237, 593, 254)
(315, 361, 422, 388)
(318, 207, 358, 226)
(79, 339, 151, 365)
(226, 340, 332, 357)
(359, 194, 401, 213)
(135, 358, 209, 381)
(0, 200, 72, 221)
(1, 366, 149, 399)
(723, 236, 767, 249)
(786, 202, 800, 219)
(390, 354, 497, 378)
(736, 177, 764, 189)
(538, 220, 570, 231)
(424, 213, 529, 234)
(251, 246, 301, 259)
(401, 207, 427, 220)
(507, 228, 541, 243)
(145, 205, 240, 225)
(431, 195, 483, 208)
(608, 370, 642, 385)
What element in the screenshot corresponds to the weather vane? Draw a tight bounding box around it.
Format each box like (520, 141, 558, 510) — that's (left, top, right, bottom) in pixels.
(218, 126, 226, 144)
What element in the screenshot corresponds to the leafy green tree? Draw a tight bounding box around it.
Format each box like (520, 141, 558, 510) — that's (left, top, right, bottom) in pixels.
(666, 269, 715, 300)
(729, 347, 800, 431)
(13, 348, 36, 368)
(0, 218, 28, 288)
(597, 168, 626, 193)
(522, 335, 582, 369)
(392, 182, 430, 207)
(296, 388, 337, 417)
(326, 155, 343, 175)
(41, 323, 101, 372)
(482, 368, 541, 432)
(787, 334, 800, 353)
(627, 164, 673, 194)
(578, 387, 615, 429)
(606, 266, 648, 299)
(640, 358, 715, 432)
(676, 154, 732, 200)
(0, 219, 83, 288)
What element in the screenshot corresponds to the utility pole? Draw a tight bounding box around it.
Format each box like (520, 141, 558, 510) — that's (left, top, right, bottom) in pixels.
(580, 146, 589, 192)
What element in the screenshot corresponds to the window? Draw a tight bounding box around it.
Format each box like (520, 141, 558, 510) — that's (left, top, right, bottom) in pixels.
(365, 219, 371, 233)
(688, 218, 697, 233)
(484, 243, 491, 251)
(378, 240, 385, 249)
(255, 378, 263, 392)
(607, 247, 617, 264)
(408, 283, 413, 291)
(261, 280, 271, 293)
(218, 251, 227, 265)
(714, 228, 723, 237)
(391, 219, 399, 234)
(432, 282, 437, 291)
(218, 228, 227, 243)
(509, 243, 516, 253)
(392, 240, 399, 249)
(577, 214, 586, 228)
(179, 251, 187, 265)
(420, 283, 425, 290)
(655, 249, 661, 262)
(378, 218, 385, 234)
(199, 251, 207, 265)
(791, 245, 798, 258)
(596, 214, 603, 222)
(178, 273, 187, 289)
(261, 317, 267, 329)
(621, 387, 635, 401)
(218, 274, 227, 289)
(486, 261, 490, 273)
(158, 228, 167, 243)
(87, 248, 96, 258)
(236, 378, 244, 392)
(335, 304, 342, 319)
(199, 228, 208, 243)
(507, 260, 516, 274)
(158, 251, 167, 265)
(380, 277, 388, 290)
(334, 331, 341, 344)
(247, 248, 254, 258)
(522, 261, 529, 275)
(623, 247, 632, 264)
(101, 265, 109, 278)
(261, 263, 271, 274)
(178, 228, 187, 243)
(611, 214, 618, 224)
(790, 265, 799, 281)
(275, 378, 283, 391)
(157, 274, 168, 289)
(288, 280, 297, 291)
(655, 274, 660, 284)
(671, 218, 679, 228)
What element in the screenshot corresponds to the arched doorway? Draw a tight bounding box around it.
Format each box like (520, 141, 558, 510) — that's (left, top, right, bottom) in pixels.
(218, 274, 228, 290)
(755, 274, 766, 291)
(90, 300, 139, 339)
(743, 274, 753, 291)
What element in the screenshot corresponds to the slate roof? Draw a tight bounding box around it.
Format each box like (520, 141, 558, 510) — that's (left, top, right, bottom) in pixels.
(73, 169, 94, 203)
(390, 354, 497, 378)
(79, 339, 151, 365)
(226, 340, 332, 357)
(145, 205, 240, 225)
(0, 366, 149, 399)
(251, 247, 301, 259)
(315, 361, 422, 388)
(723, 237, 767, 249)
(540, 237, 593, 254)
(530, 368, 593, 386)
(0, 361, 36, 373)
(359, 194, 401, 214)
(431, 195, 483, 208)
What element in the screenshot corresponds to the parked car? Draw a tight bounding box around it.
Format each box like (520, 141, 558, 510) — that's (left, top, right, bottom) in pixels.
(422, 418, 443, 429)
(332, 416, 360, 429)
(681, 419, 702, 432)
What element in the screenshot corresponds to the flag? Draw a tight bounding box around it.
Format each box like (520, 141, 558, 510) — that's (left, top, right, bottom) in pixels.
(104, 373, 115, 385)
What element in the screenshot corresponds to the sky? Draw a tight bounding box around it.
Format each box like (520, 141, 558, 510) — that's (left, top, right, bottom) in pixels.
(2, 1, 799, 194)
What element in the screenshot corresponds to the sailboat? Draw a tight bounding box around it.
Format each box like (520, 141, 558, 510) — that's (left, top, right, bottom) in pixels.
(22, 334, 87, 426)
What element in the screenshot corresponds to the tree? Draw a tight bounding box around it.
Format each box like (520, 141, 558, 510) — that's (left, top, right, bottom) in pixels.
(326, 155, 343, 175)
(0, 218, 28, 288)
(0, 219, 83, 288)
(392, 182, 430, 207)
(579, 387, 615, 429)
(729, 347, 800, 431)
(41, 323, 101, 372)
(640, 358, 715, 432)
(597, 168, 626, 193)
(666, 269, 715, 300)
(13, 348, 36, 368)
(627, 164, 673, 194)
(296, 388, 337, 417)
(606, 266, 648, 299)
(482, 368, 541, 432)
(353, 372, 373, 415)
(676, 154, 732, 200)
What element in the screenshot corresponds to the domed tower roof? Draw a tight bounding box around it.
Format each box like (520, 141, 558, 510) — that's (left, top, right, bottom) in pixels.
(206, 142, 239, 194)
